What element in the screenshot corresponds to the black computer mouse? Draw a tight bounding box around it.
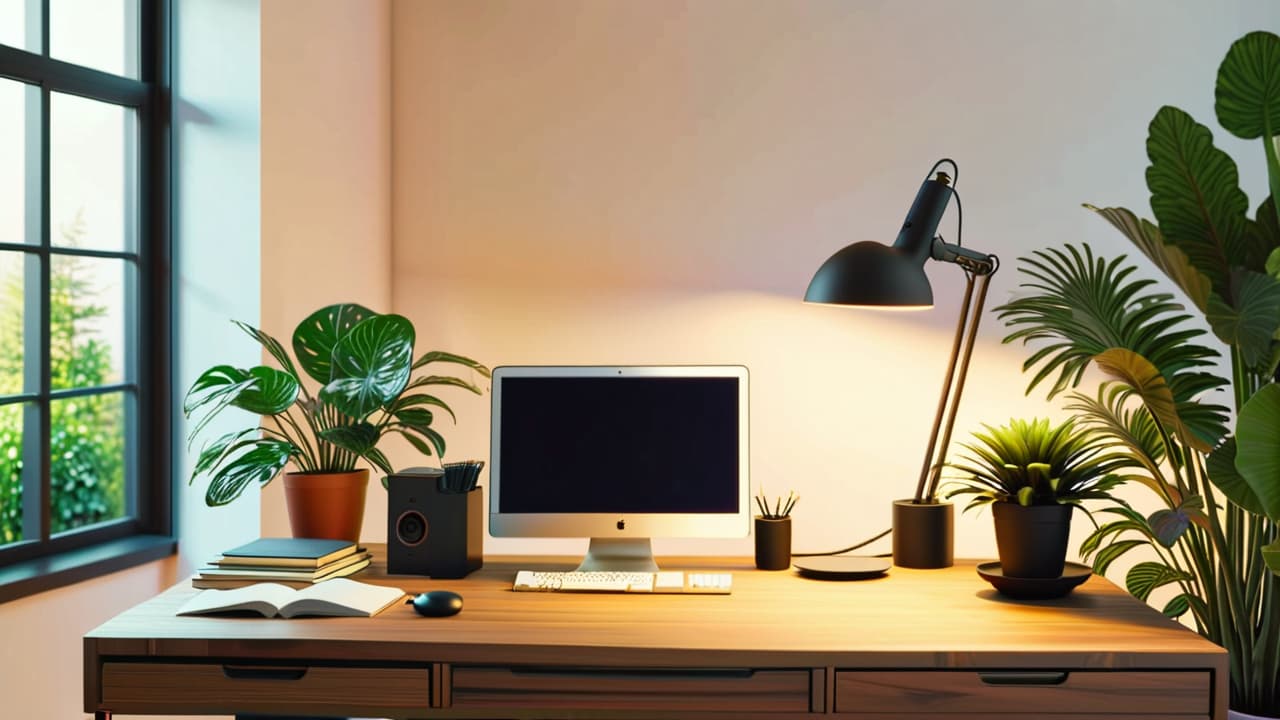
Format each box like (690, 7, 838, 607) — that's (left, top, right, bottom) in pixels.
(408, 590, 463, 617)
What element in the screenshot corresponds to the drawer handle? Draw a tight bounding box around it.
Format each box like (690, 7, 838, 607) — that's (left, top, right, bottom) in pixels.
(510, 667, 755, 679)
(222, 665, 309, 681)
(978, 671, 1069, 686)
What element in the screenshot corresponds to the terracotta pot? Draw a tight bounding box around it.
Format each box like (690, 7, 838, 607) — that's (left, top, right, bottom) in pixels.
(282, 469, 369, 543)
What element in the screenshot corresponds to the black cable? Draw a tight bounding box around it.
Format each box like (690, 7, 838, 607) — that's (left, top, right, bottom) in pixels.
(791, 528, 892, 557)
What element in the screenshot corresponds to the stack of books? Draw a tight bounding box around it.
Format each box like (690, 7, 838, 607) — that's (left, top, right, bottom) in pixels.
(193, 538, 371, 590)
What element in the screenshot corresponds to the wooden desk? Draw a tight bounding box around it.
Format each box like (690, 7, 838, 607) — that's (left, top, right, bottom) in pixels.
(85, 549, 1227, 719)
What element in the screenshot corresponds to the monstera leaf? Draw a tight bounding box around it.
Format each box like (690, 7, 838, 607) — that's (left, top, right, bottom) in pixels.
(320, 314, 415, 420)
(292, 303, 378, 385)
(232, 366, 300, 416)
(1146, 106, 1251, 299)
(1214, 30, 1280, 210)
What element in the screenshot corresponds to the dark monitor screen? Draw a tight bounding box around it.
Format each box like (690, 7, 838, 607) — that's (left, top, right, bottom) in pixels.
(496, 375, 740, 514)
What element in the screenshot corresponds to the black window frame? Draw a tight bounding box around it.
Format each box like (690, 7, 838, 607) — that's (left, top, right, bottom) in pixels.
(0, 0, 173, 601)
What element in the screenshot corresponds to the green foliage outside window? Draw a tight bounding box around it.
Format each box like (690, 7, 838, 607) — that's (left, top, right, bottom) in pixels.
(0, 214, 124, 544)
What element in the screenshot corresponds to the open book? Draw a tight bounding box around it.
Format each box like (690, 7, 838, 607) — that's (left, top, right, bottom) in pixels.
(176, 577, 405, 618)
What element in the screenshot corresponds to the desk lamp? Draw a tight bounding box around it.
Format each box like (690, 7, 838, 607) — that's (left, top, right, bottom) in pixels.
(804, 158, 998, 569)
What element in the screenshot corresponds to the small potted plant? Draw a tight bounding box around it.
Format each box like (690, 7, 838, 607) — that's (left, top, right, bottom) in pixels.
(944, 417, 1129, 578)
(184, 302, 489, 542)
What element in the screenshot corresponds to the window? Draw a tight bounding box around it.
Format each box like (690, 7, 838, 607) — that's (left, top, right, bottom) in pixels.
(0, 0, 171, 600)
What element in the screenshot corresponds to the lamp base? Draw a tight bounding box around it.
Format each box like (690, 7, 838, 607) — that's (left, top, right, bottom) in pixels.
(892, 499, 954, 569)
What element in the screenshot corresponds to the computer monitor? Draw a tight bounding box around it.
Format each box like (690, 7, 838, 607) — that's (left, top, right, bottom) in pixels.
(489, 365, 750, 572)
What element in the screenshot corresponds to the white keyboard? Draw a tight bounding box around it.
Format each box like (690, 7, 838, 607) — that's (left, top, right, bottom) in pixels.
(513, 570, 732, 594)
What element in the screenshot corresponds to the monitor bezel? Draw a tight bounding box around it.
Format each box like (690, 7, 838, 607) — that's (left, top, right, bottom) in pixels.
(488, 365, 750, 540)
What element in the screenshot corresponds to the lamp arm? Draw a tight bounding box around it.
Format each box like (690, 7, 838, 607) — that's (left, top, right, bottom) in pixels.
(911, 254, 998, 503)
(931, 237, 997, 275)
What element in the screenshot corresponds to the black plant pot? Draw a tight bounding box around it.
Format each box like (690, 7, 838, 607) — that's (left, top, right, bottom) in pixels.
(992, 502, 1072, 578)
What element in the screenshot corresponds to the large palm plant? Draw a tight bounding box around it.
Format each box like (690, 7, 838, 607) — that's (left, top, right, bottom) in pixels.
(995, 31, 1280, 715)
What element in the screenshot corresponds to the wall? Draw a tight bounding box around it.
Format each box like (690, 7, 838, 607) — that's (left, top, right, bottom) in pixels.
(259, 0, 393, 540)
(389, 0, 1280, 562)
(0, 1, 263, 719)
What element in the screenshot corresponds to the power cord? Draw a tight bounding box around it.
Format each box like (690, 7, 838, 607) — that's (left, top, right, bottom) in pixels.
(791, 528, 892, 558)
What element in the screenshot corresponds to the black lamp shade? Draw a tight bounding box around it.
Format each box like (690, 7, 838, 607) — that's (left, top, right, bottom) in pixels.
(804, 241, 933, 308)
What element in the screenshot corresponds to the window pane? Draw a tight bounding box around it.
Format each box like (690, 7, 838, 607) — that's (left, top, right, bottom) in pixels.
(0, 0, 40, 54)
(0, 78, 39, 246)
(50, 0, 139, 79)
(0, 251, 42, 396)
(51, 392, 126, 534)
(51, 255, 127, 390)
(0, 402, 34, 547)
(51, 92, 135, 253)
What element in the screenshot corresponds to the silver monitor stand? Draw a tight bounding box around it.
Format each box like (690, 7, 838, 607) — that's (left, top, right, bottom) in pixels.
(574, 537, 660, 573)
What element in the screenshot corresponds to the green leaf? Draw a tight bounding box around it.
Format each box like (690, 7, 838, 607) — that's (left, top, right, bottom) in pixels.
(292, 303, 378, 385)
(1085, 204, 1212, 312)
(204, 440, 294, 506)
(183, 365, 257, 442)
(1216, 31, 1280, 140)
(1162, 593, 1191, 619)
(320, 314, 415, 420)
(1206, 437, 1266, 514)
(1148, 507, 1191, 548)
(362, 447, 393, 476)
(191, 428, 259, 481)
(233, 320, 302, 382)
(1205, 272, 1280, 369)
(1214, 30, 1280, 206)
(395, 408, 434, 427)
(1092, 539, 1146, 575)
(399, 423, 447, 458)
(1268, 246, 1280, 279)
(1093, 348, 1216, 452)
(411, 350, 492, 378)
(996, 245, 1226, 419)
(1126, 561, 1192, 601)
(397, 428, 436, 457)
(1015, 486, 1034, 506)
(1146, 106, 1250, 299)
(231, 366, 300, 415)
(319, 422, 380, 455)
(1236, 383, 1280, 521)
(404, 374, 483, 395)
(386, 393, 456, 423)
(1265, 538, 1280, 575)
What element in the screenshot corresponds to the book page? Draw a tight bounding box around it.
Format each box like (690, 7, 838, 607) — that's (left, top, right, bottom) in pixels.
(279, 578, 405, 618)
(176, 583, 299, 617)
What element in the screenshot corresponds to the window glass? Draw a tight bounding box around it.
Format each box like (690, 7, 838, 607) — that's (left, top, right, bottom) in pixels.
(0, 0, 40, 54)
(50, 392, 127, 534)
(51, 92, 133, 253)
(0, 402, 32, 547)
(50, 0, 139, 79)
(0, 78, 39, 246)
(50, 255, 127, 390)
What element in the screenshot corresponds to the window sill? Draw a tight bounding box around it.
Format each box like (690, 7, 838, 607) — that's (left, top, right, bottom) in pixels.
(0, 535, 176, 603)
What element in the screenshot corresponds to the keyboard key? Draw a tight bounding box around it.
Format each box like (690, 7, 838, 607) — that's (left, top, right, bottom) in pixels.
(513, 570, 731, 594)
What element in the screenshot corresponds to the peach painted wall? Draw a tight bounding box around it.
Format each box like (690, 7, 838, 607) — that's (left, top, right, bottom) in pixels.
(260, 0, 393, 540)
(388, 0, 1280, 562)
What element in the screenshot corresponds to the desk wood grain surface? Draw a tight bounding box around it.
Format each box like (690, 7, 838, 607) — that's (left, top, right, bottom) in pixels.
(86, 547, 1223, 671)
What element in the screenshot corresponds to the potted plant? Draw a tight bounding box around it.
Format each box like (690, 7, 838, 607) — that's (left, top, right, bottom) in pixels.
(944, 417, 1129, 578)
(184, 302, 490, 543)
(995, 30, 1280, 717)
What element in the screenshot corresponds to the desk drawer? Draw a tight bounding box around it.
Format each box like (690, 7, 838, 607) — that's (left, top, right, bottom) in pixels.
(100, 661, 430, 715)
(452, 666, 811, 712)
(833, 670, 1209, 715)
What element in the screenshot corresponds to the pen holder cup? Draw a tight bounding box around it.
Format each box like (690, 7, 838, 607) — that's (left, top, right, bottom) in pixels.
(387, 472, 483, 578)
(754, 516, 792, 571)
(892, 499, 954, 569)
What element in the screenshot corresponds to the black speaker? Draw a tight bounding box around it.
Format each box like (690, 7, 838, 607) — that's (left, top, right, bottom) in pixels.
(387, 467, 483, 578)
